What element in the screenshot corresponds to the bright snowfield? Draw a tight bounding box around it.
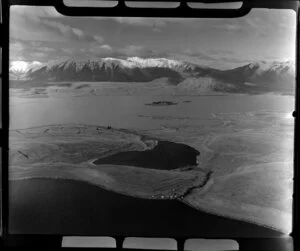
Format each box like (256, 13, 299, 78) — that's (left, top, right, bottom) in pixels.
(9, 57, 295, 234)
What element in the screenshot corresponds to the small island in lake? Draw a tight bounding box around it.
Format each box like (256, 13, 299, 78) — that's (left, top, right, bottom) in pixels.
(145, 101, 178, 106)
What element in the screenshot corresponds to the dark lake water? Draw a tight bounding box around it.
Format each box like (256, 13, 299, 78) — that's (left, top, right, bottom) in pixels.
(9, 178, 283, 237)
(8, 92, 294, 236)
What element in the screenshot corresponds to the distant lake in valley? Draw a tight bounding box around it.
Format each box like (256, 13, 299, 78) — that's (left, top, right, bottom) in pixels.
(8, 89, 295, 236)
(9, 93, 294, 130)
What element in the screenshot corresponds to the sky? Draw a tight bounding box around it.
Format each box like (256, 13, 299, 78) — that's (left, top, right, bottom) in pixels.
(9, 4, 296, 69)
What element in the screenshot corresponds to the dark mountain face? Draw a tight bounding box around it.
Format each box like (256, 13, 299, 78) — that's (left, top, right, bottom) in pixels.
(213, 62, 295, 94)
(26, 61, 185, 83)
(10, 57, 295, 94)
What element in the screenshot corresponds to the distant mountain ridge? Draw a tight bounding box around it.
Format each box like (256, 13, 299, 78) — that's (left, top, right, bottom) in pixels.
(9, 57, 295, 94)
(9, 61, 42, 80)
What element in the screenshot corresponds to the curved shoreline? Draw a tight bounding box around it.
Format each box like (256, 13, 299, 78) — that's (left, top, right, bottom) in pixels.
(9, 177, 282, 237)
(93, 140, 200, 170)
(180, 198, 286, 234)
(9, 175, 286, 234)
(9, 164, 211, 201)
(9, 123, 291, 235)
(9, 175, 181, 201)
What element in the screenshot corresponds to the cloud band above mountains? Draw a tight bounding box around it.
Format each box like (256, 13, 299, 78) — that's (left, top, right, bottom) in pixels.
(9, 6, 296, 66)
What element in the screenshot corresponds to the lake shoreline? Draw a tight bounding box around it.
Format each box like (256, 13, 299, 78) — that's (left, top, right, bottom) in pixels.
(9, 178, 283, 237)
(94, 140, 200, 170)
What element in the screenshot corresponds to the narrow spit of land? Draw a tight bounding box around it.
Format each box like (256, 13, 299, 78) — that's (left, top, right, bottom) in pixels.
(9, 122, 292, 234)
(9, 124, 209, 201)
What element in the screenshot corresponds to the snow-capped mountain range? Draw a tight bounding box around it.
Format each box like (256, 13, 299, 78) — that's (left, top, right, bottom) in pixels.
(9, 60, 42, 80)
(9, 57, 295, 94)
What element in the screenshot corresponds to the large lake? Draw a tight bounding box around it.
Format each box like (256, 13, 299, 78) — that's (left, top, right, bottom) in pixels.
(9, 94, 295, 130)
(9, 90, 295, 235)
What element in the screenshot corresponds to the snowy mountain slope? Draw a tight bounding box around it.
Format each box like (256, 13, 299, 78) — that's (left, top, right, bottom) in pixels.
(21, 57, 209, 83)
(210, 60, 295, 94)
(213, 61, 295, 83)
(9, 57, 295, 94)
(9, 61, 42, 80)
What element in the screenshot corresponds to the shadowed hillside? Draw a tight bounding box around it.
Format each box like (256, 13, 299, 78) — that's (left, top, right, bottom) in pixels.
(9, 58, 295, 95)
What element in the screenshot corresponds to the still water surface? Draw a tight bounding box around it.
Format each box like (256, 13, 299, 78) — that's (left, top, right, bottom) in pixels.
(9, 94, 294, 130)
